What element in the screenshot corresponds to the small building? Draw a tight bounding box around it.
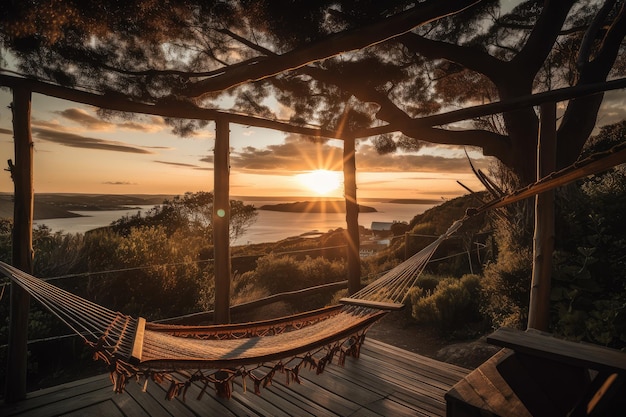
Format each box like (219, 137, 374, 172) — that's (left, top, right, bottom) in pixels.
(370, 221, 394, 237)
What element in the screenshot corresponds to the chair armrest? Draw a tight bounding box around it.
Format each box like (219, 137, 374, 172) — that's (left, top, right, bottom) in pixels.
(486, 327, 626, 374)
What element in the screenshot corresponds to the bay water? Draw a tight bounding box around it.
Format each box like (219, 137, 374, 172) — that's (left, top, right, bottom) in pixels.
(34, 200, 437, 245)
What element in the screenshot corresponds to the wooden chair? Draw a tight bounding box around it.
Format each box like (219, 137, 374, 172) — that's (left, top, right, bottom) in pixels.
(445, 327, 626, 417)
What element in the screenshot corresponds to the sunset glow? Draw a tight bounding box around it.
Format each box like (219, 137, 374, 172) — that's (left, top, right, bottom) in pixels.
(296, 170, 343, 195)
(0, 91, 500, 200)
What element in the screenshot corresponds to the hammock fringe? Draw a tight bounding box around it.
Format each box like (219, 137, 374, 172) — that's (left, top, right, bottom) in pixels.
(102, 329, 368, 400)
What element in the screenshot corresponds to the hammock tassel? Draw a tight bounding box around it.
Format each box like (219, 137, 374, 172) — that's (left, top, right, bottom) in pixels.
(241, 373, 247, 393)
(291, 366, 302, 385)
(166, 381, 180, 400)
(214, 370, 233, 398)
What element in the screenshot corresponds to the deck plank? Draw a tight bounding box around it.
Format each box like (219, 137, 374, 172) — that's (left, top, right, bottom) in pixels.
(1, 338, 469, 417)
(62, 400, 126, 417)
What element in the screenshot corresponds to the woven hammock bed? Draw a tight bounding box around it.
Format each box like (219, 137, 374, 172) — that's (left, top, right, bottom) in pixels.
(2, 141, 626, 400)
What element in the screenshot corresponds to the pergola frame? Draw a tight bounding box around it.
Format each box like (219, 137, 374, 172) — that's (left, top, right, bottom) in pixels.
(1, 71, 625, 402)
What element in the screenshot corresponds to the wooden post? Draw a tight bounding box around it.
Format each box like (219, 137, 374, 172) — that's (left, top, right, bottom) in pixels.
(343, 136, 361, 295)
(5, 87, 34, 402)
(528, 102, 557, 331)
(213, 117, 231, 324)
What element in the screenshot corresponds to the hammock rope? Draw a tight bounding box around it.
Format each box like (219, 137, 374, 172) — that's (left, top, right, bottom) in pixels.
(342, 219, 464, 307)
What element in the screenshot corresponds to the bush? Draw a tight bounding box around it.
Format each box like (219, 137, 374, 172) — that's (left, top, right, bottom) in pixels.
(249, 254, 346, 311)
(409, 274, 482, 333)
(82, 226, 207, 319)
(480, 245, 531, 329)
(254, 254, 345, 294)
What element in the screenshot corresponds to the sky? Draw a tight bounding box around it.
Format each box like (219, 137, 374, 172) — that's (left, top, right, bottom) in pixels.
(2, 0, 624, 202)
(0, 85, 624, 200)
(0, 88, 502, 200)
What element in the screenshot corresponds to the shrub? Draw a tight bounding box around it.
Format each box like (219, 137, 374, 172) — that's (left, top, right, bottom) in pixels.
(249, 253, 346, 311)
(409, 274, 482, 332)
(82, 226, 207, 319)
(414, 274, 441, 292)
(253, 254, 302, 294)
(480, 245, 531, 329)
(254, 254, 345, 294)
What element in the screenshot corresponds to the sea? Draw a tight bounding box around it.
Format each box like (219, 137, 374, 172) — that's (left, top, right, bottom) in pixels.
(34, 199, 438, 246)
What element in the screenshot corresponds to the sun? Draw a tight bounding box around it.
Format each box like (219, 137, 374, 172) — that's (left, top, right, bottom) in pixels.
(296, 169, 343, 195)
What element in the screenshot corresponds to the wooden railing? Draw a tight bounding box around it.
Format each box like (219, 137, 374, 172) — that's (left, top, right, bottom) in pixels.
(157, 280, 349, 325)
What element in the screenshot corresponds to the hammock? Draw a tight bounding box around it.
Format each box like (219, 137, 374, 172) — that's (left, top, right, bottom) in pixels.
(0, 219, 463, 399)
(7, 141, 624, 399)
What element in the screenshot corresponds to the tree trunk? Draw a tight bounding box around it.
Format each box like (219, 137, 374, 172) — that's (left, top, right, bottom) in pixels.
(528, 102, 556, 331)
(5, 87, 34, 403)
(213, 117, 231, 324)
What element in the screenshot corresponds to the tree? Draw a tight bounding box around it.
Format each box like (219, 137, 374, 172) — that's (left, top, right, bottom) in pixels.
(1, 1, 624, 183)
(110, 191, 257, 243)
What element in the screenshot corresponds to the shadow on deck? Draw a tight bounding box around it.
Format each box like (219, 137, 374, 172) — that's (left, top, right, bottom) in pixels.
(1, 338, 469, 417)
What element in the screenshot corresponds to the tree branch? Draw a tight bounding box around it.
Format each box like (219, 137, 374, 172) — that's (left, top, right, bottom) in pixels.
(558, 1, 626, 167)
(398, 33, 506, 81)
(297, 66, 413, 126)
(353, 77, 626, 137)
(576, 0, 616, 69)
(495, 21, 589, 37)
(510, 0, 575, 79)
(176, 0, 481, 98)
(399, 127, 512, 163)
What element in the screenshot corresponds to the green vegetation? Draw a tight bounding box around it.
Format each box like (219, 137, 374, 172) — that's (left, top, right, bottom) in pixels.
(408, 274, 482, 335)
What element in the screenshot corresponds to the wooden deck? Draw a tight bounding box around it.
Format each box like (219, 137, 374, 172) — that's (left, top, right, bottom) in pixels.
(1, 338, 469, 417)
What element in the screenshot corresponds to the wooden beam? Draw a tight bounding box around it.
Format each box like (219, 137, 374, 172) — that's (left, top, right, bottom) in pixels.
(0, 74, 624, 142)
(339, 298, 405, 311)
(5, 87, 34, 403)
(343, 136, 361, 295)
(129, 317, 146, 365)
(213, 117, 231, 324)
(474, 142, 626, 213)
(353, 78, 626, 138)
(528, 102, 557, 331)
(157, 281, 348, 325)
(0, 74, 337, 139)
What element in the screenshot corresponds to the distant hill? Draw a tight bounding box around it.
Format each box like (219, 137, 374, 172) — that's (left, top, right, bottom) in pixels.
(33, 193, 170, 211)
(407, 192, 490, 235)
(387, 198, 441, 204)
(0, 195, 83, 220)
(259, 200, 377, 213)
(0, 193, 173, 220)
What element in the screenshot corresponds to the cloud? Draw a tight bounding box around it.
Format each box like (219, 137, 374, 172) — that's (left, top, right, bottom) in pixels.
(230, 134, 343, 172)
(32, 118, 75, 132)
(597, 90, 626, 129)
(146, 146, 175, 151)
(57, 107, 170, 133)
(33, 127, 154, 154)
(154, 160, 201, 168)
(103, 181, 137, 185)
(227, 133, 491, 174)
(117, 116, 168, 133)
(57, 108, 114, 130)
(355, 142, 490, 173)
